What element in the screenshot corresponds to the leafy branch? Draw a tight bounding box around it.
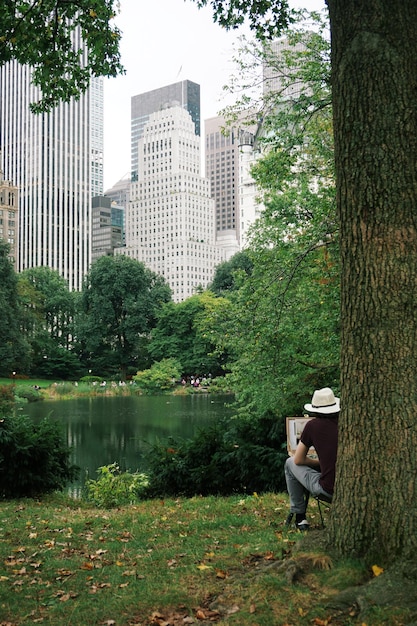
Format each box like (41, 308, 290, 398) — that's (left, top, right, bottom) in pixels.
(0, 0, 124, 112)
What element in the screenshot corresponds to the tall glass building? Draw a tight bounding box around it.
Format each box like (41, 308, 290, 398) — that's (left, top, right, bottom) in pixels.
(0, 61, 103, 291)
(131, 80, 200, 181)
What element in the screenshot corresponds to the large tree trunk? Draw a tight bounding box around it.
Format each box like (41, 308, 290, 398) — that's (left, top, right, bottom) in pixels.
(326, 0, 417, 562)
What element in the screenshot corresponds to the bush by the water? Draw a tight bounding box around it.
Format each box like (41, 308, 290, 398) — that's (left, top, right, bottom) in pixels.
(0, 385, 15, 417)
(133, 358, 182, 394)
(15, 386, 44, 403)
(143, 413, 288, 498)
(84, 463, 150, 507)
(0, 413, 78, 498)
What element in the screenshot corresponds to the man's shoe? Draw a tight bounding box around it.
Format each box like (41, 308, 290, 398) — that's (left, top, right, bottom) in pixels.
(295, 519, 309, 532)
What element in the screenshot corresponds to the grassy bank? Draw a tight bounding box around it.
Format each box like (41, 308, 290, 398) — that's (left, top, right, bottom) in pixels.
(0, 378, 229, 402)
(0, 493, 407, 626)
(0, 378, 137, 401)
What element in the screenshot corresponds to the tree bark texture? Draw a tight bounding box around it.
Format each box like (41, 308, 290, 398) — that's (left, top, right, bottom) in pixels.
(326, 0, 417, 562)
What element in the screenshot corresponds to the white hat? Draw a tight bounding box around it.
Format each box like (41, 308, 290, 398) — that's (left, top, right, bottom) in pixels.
(304, 387, 340, 415)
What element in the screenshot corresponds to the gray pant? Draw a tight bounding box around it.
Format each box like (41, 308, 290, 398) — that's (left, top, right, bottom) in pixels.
(284, 457, 332, 514)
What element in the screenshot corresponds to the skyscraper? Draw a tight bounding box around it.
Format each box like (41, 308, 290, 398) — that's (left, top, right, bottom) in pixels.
(263, 38, 308, 99)
(118, 105, 225, 302)
(131, 80, 200, 181)
(205, 116, 240, 255)
(0, 61, 103, 290)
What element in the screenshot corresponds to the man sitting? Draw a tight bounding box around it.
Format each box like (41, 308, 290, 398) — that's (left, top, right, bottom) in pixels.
(284, 387, 339, 531)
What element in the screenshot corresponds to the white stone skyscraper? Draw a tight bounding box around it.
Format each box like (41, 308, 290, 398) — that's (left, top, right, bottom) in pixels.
(117, 105, 225, 302)
(0, 61, 103, 290)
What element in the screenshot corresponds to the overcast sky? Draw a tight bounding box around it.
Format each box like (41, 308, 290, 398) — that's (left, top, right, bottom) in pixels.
(103, 0, 326, 190)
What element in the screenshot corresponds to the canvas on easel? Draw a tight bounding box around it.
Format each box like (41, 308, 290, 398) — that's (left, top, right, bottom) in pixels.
(286, 417, 317, 458)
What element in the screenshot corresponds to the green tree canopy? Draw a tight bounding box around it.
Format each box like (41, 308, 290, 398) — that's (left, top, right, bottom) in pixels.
(193, 0, 294, 39)
(209, 251, 253, 296)
(0, 0, 124, 112)
(0, 241, 30, 375)
(148, 292, 228, 377)
(208, 13, 337, 416)
(18, 267, 81, 378)
(77, 255, 172, 379)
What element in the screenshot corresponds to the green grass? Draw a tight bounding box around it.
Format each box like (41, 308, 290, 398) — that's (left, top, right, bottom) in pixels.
(0, 493, 408, 626)
(0, 378, 136, 400)
(0, 378, 55, 389)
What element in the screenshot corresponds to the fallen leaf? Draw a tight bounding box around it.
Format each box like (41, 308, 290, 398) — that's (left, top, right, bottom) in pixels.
(56, 569, 73, 577)
(371, 564, 384, 577)
(60, 593, 71, 602)
(196, 563, 211, 571)
(119, 531, 133, 541)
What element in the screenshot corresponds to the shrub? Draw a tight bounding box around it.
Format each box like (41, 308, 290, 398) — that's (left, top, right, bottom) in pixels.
(84, 463, 150, 508)
(133, 358, 182, 394)
(0, 385, 15, 418)
(79, 375, 103, 384)
(143, 413, 288, 498)
(0, 414, 78, 498)
(15, 386, 44, 403)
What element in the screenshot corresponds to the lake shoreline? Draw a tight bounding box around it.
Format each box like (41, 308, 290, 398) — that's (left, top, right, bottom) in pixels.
(2, 377, 233, 403)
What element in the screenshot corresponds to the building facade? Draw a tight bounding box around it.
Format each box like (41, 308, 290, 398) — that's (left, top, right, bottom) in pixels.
(91, 195, 124, 262)
(117, 105, 225, 302)
(238, 129, 264, 247)
(203, 41, 308, 255)
(205, 116, 240, 252)
(0, 167, 19, 269)
(263, 37, 308, 98)
(0, 61, 103, 290)
(104, 173, 131, 211)
(131, 80, 200, 182)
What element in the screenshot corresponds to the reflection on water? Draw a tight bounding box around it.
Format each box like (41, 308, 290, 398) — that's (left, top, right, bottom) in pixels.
(25, 394, 234, 492)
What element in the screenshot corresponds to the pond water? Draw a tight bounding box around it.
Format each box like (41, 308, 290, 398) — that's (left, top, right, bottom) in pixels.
(25, 394, 234, 492)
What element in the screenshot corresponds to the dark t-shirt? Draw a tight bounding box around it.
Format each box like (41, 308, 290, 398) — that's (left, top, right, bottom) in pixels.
(300, 417, 338, 495)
